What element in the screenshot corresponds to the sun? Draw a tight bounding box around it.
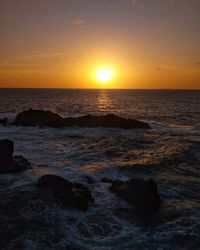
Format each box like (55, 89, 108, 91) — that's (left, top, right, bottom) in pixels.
(96, 69, 114, 83)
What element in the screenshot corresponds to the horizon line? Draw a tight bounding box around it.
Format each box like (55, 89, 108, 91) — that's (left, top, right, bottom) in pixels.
(0, 87, 200, 91)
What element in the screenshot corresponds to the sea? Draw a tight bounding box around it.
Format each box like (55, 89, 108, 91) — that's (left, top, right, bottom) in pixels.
(0, 89, 200, 250)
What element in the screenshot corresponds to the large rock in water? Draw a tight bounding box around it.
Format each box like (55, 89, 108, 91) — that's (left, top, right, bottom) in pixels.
(14, 109, 151, 129)
(14, 109, 63, 127)
(0, 139, 31, 173)
(36, 174, 93, 211)
(110, 178, 161, 213)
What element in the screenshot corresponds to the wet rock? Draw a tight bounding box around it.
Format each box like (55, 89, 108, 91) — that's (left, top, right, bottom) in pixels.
(101, 177, 113, 183)
(64, 114, 151, 129)
(0, 140, 31, 173)
(13, 109, 151, 129)
(110, 178, 161, 213)
(14, 109, 63, 127)
(83, 175, 94, 184)
(13, 155, 31, 169)
(70, 193, 89, 211)
(36, 174, 93, 211)
(36, 174, 73, 192)
(73, 182, 93, 201)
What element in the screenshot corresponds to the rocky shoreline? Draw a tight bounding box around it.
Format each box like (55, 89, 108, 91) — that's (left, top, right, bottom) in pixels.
(0, 139, 161, 214)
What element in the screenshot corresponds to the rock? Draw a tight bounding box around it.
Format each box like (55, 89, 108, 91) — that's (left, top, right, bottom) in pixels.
(101, 177, 113, 183)
(110, 178, 161, 213)
(13, 109, 151, 129)
(36, 175, 93, 211)
(73, 182, 93, 201)
(0, 139, 14, 165)
(70, 193, 89, 211)
(13, 155, 31, 169)
(36, 174, 73, 192)
(0, 140, 30, 173)
(64, 114, 151, 129)
(83, 175, 94, 184)
(14, 109, 63, 127)
(0, 118, 7, 126)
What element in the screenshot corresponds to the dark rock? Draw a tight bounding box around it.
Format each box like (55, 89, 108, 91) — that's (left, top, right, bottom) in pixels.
(70, 193, 89, 211)
(13, 109, 151, 129)
(0, 118, 7, 126)
(101, 177, 113, 183)
(36, 175, 93, 211)
(73, 182, 94, 201)
(0, 139, 14, 165)
(110, 178, 161, 213)
(64, 114, 151, 129)
(83, 175, 94, 184)
(13, 155, 31, 169)
(36, 174, 73, 192)
(0, 140, 30, 173)
(14, 109, 63, 127)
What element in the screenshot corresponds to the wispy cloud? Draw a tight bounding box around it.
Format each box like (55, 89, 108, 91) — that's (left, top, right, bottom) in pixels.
(19, 52, 65, 60)
(0, 61, 8, 66)
(131, 0, 136, 7)
(71, 19, 86, 26)
(130, 0, 145, 9)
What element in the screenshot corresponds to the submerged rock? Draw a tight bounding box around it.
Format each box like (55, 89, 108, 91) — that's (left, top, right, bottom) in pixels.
(0, 139, 31, 173)
(36, 174, 93, 211)
(110, 178, 161, 213)
(13, 109, 151, 129)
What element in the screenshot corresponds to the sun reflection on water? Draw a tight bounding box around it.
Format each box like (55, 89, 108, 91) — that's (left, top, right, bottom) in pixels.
(97, 91, 112, 113)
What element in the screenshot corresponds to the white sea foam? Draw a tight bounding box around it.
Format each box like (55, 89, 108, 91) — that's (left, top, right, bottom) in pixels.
(0, 112, 17, 123)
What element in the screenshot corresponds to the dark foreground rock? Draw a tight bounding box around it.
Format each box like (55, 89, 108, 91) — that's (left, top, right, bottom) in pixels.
(13, 109, 151, 129)
(0, 139, 31, 173)
(36, 174, 93, 211)
(101, 177, 113, 183)
(0, 118, 7, 126)
(110, 178, 161, 213)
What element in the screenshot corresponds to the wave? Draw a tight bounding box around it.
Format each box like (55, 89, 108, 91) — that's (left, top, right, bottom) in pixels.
(0, 113, 17, 124)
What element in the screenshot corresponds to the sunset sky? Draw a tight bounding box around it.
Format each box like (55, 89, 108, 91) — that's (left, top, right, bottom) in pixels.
(0, 0, 200, 89)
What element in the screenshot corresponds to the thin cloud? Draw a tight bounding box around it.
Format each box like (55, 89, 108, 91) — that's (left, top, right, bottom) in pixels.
(20, 52, 65, 60)
(0, 61, 8, 66)
(131, 0, 137, 7)
(131, 0, 145, 9)
(71, 19, 86, 26)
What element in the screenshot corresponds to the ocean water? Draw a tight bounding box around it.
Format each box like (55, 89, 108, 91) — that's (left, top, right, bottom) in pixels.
(0, 89, 200, 250)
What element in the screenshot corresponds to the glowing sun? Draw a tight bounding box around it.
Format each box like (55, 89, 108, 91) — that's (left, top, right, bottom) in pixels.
(96, 69, 114, 83)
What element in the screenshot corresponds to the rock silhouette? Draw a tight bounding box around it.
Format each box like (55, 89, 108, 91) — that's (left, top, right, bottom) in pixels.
(0, 139, 31, 173)
(110, 178, 161, 213)
(13, 109, 151, 129)
(36, 174, 93, 211)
